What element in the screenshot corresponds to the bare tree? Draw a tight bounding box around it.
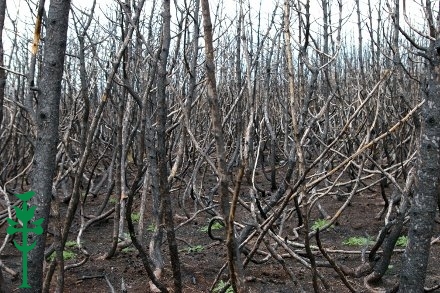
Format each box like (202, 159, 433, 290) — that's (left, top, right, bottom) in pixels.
(0, 0, 5, 130)
(399, 1, 440, 291)
(0, 0, 438, 292)
(156, 0, 182, 292)
(201, 0, 241, 290)
(0, 4, 7, 288)
(25, 0, 71, 291)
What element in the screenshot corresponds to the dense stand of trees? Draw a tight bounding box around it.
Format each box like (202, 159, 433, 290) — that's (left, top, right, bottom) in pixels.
(0, 0, 439, 292)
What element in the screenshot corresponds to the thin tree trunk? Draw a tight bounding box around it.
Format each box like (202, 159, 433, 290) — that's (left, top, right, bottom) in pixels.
(355, 0, 365, 83)
(0, 0, 5, 129)
(25, 0, 45, 122)
(200, 0, 230, 224)
(399, 34, 440, 292)
(156, 1, 182, 292)
(26, 0, 71, 291)
(201, 0, 240, 290)
(0, 267, 6, 293)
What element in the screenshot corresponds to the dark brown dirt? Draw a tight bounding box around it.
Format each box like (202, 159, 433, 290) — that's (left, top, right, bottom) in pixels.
(1, 182, 440, 293)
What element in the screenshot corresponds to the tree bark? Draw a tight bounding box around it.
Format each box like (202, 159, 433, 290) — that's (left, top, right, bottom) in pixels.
(26, 0, 71, 292)
(0, 0, 5, 129)
(156, 1, 182, 292)
(200, 0, 230, 219)
(399, 21, 440, 292)
(201, 0, 238, 290)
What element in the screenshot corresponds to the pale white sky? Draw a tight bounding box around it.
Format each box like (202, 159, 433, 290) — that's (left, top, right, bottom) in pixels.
(5, 0, 426, 34)
(2, 0, 429, 63)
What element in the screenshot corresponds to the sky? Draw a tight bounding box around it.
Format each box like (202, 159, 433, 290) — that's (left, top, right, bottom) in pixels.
(2, 0, 429, 63)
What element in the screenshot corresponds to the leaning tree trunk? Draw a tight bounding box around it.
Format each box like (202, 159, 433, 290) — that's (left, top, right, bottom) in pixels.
(201, 0, 240, 290)
(25, 0, 71, 292)
(399, 18, 440, 293)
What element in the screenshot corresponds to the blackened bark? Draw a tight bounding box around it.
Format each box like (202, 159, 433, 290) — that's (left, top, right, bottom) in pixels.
(200, 0, 229, 220)
(26, 0, 71, 292)
(0, 267, 7, 293)
(0, 0, 5, 129)
(25, 0, 45, 122)
(399, 40, 440, 292)
(157, 1, 182, 292)
(201, 0, 237, 289)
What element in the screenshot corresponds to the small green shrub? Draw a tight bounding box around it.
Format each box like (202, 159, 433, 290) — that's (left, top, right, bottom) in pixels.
(343, 236, 374, 246)
(147, 223, 157, 232)
(213, 280, 234, 293)
(109, 197, 118, 204)
(199, 220, 224, 232)
(65, 241, 78, 248)
(121, 247, 136, 254)
(311, 219, 332, 231)
(48, 250, 76, 262)
(131, 212, 141, 223)
(181, 245, 204, 254)
(396, 236, 408, 247)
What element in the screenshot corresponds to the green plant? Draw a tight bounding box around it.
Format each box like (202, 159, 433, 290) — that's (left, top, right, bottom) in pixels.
(181, 245, 204, 254)
(311, 219, 332, 231)
(121, 247, 136, 254)
(65, 240, 78, 248)
(213, 280, 234, 293)
(131, 212, 141, 223)
(147, 223, 157, 232)
(48, 250, 76, 262)
(343, 236, 374, 246)
(396, 236, 408, 247)
(109, 197, 118, 204)
(199, 220, 224, 232)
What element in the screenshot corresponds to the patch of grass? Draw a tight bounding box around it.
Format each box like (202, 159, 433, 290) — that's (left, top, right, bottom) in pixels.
(199, 220, 224, 232)
(65, 241, 78, 248)
(131, 212, 141, 223)
(311, 219, 333, 231)
(48, 250, 76, 262)
(147, 223, 157, 232)
(121, 247, 136, 254)
(396, 236, 408, 247)
(343, 236, 374, 246)
(181, 245, 204, 254)
(213, 280, 234, 293)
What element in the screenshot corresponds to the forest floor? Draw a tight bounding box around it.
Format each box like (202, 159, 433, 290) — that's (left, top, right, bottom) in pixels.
(1, 174, 440, 293)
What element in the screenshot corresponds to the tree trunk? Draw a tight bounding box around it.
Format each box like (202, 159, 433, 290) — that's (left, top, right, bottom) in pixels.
(0, 267, 7, 293)
(156, 1, 182, 292)
(0, 0, 5, 129)
(26, 0, 71, 292)
(399, 34, 440, 293)
(201, 0, 238, 290)
(200, 0, 230, 219)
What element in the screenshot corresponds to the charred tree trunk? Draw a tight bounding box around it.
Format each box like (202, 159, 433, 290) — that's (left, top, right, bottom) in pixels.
(399, 5, 440, 290)
(26, 0, 71, 291)
(399, 53, 440, 292)
(156, 1, 182, 292)
(201, 0, 240, 290)
(0, 0, 5, 130)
